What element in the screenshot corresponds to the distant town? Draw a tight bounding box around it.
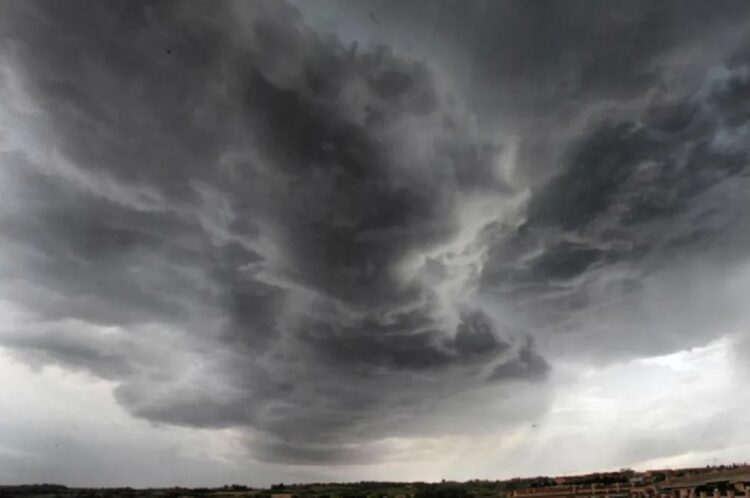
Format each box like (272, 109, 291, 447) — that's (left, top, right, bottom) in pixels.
(3, 463, 749, 498)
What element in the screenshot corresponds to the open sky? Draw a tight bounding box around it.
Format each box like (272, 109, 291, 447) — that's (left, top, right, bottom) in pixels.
(1, 0, 750, 487)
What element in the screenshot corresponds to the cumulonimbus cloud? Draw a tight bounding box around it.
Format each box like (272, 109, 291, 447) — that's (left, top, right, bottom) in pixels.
(1, 0, 750, 466)
(0, 0, 549, 464)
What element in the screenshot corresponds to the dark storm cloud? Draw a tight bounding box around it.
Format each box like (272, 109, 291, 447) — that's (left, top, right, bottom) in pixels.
(479, 38, 750, 359)
(3, 0, 750, 468)
(0, 0, 548, 465)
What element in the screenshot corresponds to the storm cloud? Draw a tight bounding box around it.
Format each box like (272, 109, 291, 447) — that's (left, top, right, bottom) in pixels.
(0, 0, 546, 465)
(1, 0, 749, 473)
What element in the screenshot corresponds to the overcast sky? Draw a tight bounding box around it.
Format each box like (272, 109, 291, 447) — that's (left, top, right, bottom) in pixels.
(1, 0, 750, 488)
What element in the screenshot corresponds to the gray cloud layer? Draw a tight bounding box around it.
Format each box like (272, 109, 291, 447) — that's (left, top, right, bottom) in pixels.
(1, 0, 749, 466)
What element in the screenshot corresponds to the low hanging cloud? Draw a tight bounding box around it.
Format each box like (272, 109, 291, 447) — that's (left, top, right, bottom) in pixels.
(1, 0, 750, 468)
(0, 0, 547, 465)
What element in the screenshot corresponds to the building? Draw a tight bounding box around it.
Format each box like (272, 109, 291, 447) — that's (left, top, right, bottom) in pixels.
(511, 467, 750, 498)
(659, 467, 750, 498)
(512, 482, 632, 498)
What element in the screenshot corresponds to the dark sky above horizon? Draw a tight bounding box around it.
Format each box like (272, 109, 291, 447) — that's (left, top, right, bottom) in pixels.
(1, 0, 750, 487)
